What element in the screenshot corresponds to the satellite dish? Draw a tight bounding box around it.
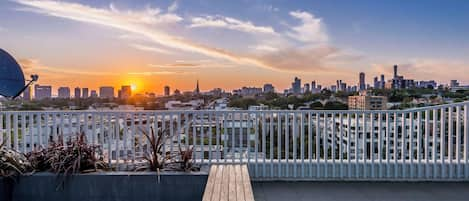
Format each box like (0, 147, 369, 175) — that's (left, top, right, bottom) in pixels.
(0, 48, 38, 99)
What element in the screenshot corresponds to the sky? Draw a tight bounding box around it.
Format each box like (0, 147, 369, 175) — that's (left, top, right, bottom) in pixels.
(1, 0, 468, 95)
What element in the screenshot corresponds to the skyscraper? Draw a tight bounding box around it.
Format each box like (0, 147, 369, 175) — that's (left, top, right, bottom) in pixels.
(393, 65, 398, 78)
(58, 87, 71, 98)
(164, 86, 170, 96)
(359, 72, 366, 91)
(373, 77, 379, 89)
(34, 85, 52, 100)
(99, 86, 114, 98)
(74, 87, 81, 99)
(82, 88, 89, 98)
(380, 74, 385, 89)
(311, 81, 316, 89)
(291, 77, 301, 94)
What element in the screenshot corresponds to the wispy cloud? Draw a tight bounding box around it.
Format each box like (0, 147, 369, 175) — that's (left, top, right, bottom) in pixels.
(286, 10, 328, 43)
(13, 0, 357, 75)
(249, 44, 279, 52)
(13, 0, 277, 70)
(189, 15, 276, 34)
(128, 71, 193, 76)
(168, 0, 178, 13)
(18, 58, 118, 76)
(130, 43, 173, 54)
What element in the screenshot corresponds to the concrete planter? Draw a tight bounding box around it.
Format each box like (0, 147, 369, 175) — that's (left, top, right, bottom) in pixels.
(0, 171, 208, 201)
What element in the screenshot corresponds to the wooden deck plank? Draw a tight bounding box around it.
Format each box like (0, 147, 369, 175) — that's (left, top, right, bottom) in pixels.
(211, 165, 224, 201)
(235, 165, 246, 201)
(202, 165, 218, 201)
(220, 165, 230, 201)
(203, 164, 255, 201)
(242, 165, 255, 201)
(228, 165, 238, 201)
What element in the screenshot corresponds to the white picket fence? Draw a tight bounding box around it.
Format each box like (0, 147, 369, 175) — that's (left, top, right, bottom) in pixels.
(1, 101, 469, 180)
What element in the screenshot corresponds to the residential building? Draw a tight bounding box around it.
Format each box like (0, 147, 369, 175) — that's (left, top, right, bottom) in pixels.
(82, 88, 89, 98)
(74, 87, 81, 99)
(58, 87, 71, 98)
(348, 91, 387, 110)
(34, 85, 52, 100)
(99, 86, 114, 98)
(233, 87, 262, 96)
(263, 84, 274, 93)
(359, 72, 366, 91)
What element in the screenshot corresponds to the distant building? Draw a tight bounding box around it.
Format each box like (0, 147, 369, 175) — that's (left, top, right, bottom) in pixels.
(336, 80, 346, 92)
(34, 85, 52, 100)
(348, 91, 387, 110)
(74, 87, 81, 99)
(387, 65, 415, 89)
(291, 77, 301, 94)
(263, 83, 274, 93)
(373, 77, 379, 89)
(120, 85, 131, 99)
(380, 74, 385, 89)
(208, 88, 223, 96)
(233, 87, 262, 96)
(174, 89, 181, 96)
(164, 86, 170, 96)
(165, 99, 204, 110)
(90, 90, 98, 98)
(58, 87, 71, 98)
(311, 81, 316, 89)
(303, 83, 310, 93)
(23, 86, 31, 101)
(99, 86, 114, 98)
(359, 72, 366, 91)
(417, 80, 437, 89)
(82, 88, 89, 98)
(450, 80, 460, 88)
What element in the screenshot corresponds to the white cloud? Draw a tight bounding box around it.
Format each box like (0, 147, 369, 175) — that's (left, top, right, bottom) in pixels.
(168, 1, 178, 12)
(130, 43, 173, 54)
(249, 44, 278, 52)
(286, 10, 328, 43)
(189, 15, 276, 34)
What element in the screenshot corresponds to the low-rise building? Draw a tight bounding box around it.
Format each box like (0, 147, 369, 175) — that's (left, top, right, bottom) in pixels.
(348, 91, 387, 110)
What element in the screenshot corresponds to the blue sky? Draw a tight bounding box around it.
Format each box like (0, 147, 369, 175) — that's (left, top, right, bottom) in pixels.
(0, 0, 468, 93)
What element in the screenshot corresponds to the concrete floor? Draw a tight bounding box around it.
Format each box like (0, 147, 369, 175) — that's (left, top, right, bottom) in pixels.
(252, 182, 469, 201)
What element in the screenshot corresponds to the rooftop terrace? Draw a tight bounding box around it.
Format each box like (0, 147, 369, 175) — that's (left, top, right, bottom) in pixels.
(1, 102, 469, 200)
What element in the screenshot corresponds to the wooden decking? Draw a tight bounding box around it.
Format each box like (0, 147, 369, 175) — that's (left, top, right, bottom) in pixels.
(202, 164, 255, 201)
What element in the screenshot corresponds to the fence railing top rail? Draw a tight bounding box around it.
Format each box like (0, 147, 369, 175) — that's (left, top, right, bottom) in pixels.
(1, 101, 468, 114)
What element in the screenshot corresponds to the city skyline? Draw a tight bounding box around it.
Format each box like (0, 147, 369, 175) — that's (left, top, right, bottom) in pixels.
(1, 0, 469, 93)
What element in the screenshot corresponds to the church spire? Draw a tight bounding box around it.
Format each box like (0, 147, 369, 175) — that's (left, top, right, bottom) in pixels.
(195, 79, 200, 94)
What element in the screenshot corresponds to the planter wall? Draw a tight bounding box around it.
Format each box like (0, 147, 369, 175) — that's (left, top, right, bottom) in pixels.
(0, 172, 208, 201)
